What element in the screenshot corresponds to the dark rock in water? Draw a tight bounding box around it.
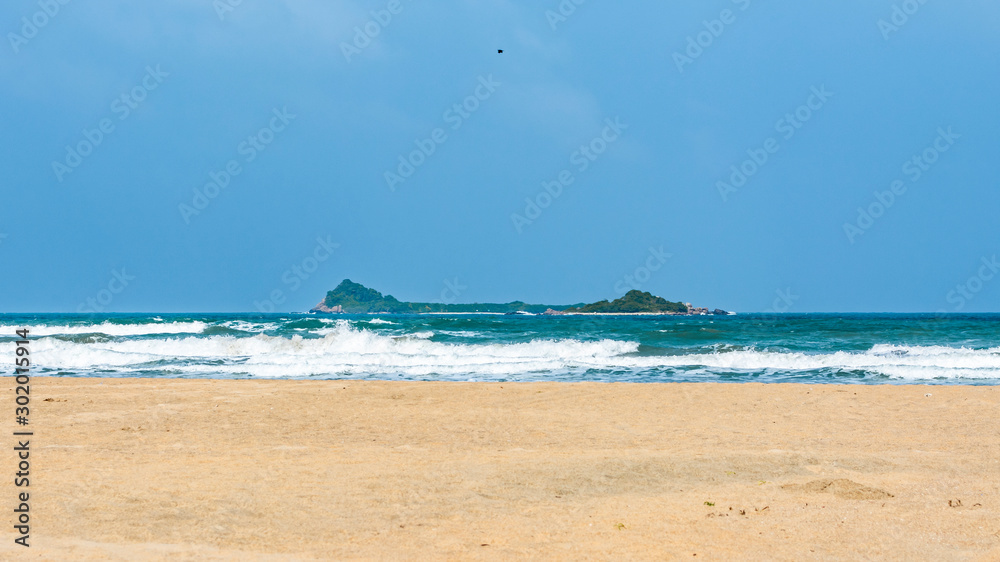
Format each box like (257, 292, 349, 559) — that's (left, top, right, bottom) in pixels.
(711, 309, 729, 315)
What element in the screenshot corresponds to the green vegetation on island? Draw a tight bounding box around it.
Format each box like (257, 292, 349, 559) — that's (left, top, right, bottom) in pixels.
(562, 290, 688, 314)
(314, 280, 723, 315)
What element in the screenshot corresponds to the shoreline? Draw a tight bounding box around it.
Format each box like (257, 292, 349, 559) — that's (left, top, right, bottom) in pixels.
(4, 378, 998, 559)
(17, 374, 1000, 386)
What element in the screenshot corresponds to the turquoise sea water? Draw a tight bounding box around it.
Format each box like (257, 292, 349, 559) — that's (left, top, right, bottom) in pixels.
(2, 313, 999, 384)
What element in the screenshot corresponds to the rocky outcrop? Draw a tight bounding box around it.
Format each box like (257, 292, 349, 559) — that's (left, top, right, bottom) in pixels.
(310, 300, 343, 314)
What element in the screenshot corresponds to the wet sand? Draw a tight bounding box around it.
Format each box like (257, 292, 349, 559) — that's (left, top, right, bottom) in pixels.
(2, 378, 999, 560)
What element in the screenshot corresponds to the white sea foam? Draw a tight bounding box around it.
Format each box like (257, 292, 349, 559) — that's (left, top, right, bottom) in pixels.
(365, 318, 396, 325)
(4, 321, 208, 337)
(644, 346, 1000, 378)
(14, 320, 1000, 380)
(437, 330, 485, 337)
(24, 320, 635, 377)
(220, 320, 281, 333)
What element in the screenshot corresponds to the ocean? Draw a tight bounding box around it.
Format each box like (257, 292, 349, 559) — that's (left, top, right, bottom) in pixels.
(2, 313, 999, 384)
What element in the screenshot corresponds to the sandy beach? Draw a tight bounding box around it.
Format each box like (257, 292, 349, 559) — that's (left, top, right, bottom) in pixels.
(3, 378, 999, 560)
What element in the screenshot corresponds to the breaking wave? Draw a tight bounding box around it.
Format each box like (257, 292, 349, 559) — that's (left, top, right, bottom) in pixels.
(6, 321, 209, 337)
(14, 320, 1000, 381)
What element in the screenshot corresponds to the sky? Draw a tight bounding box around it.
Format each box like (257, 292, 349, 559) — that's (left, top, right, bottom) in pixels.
(1, 0, 998, 313)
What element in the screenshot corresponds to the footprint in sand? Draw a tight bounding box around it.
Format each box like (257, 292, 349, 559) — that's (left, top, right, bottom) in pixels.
(780, 479, 893, 500)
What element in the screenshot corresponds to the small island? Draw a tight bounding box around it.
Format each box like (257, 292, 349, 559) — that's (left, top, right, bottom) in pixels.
(311, 279, 729, 315)
(563, 290, 687, 314)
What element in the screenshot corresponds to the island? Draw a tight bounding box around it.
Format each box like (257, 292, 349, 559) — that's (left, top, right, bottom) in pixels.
(563, 290, 687, 314)
(311, 279, 729, 315)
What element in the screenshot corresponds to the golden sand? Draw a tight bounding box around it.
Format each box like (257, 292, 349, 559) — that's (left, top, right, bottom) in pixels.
(2, 378, 999, 560)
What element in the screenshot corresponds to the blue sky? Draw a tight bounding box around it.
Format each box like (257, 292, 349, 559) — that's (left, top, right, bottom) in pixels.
(1, 0, 998, 313)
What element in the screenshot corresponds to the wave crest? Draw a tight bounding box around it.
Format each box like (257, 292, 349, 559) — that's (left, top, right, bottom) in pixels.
(4, 321, 208, 337)
(11, 320, 1000, 381)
